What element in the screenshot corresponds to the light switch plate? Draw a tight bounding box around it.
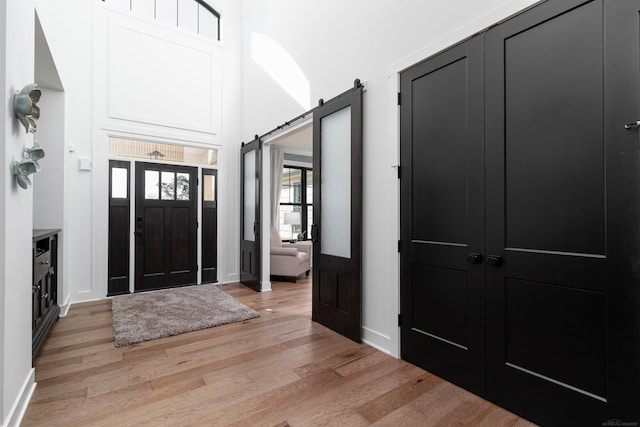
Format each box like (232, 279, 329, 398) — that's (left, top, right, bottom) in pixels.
(79, 158, 92, 171)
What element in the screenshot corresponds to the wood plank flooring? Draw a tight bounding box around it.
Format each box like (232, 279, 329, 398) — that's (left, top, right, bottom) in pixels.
(23, 278, 536, 426)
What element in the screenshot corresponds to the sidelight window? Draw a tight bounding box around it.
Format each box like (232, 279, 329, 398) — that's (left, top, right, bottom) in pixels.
(203, 174, 216, 202)
(111, 167, 128, 199)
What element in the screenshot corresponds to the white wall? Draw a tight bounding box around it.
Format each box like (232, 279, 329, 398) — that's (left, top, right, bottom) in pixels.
(0, 1, 37, 425)
(241, 0, 540, 356)
(35, 0, 94, 308)
(0, 0, 6, 416)
(32, 89, 64, 230)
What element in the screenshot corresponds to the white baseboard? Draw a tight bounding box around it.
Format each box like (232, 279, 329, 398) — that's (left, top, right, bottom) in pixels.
(363, 327, 398, 358)
(2, 368, 36, 427)
(224, 273, 239, 283)
(58, 293, 72, 317)
(217, 279, 242, 285)
(260, 281, 272, 292)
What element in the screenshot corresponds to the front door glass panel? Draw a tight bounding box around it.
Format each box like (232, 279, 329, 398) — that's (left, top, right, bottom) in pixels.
(145, 170, 159, 199)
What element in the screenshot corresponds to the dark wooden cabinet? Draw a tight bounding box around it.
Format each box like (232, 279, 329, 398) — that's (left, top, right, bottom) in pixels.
(33, 229, 60, 359)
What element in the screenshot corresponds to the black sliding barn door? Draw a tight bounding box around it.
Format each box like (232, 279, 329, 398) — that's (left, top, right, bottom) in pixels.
(400, 0, 640, 425)
(134, 162, 198, 292)
(240, 138, 261, 291)
(312, 82, 363, 342)
(400, 36, 485, 395)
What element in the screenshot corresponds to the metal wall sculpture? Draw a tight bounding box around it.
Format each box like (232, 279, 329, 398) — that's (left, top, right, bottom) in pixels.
(13, 83, 41, 134)
(12, 84, 45, 189)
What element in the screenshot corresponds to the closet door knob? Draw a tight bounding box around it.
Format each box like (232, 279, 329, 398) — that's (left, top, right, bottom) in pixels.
(487, 255, 503, 266)
(466, 253, 482, 264)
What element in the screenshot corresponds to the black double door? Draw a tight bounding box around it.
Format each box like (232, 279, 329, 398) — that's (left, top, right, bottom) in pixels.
(135, 162, 198, 292)
(400, 0, 640, 425)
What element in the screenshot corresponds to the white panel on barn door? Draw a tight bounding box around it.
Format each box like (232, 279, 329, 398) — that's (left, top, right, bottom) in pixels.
(131, 0, 155, 19)
(108, 16, 222, 134)
(156, 0, 178, 26)
(177, 0, 198, 33)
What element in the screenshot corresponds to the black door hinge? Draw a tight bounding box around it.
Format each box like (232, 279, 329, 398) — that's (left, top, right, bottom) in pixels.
(398, 313, 402, 327)
(398, 240, 402, 253)
(397, 165, 402, 179)
(397, 92, 401, 106)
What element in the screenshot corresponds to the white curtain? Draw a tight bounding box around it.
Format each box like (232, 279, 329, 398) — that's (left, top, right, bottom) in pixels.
(270, 148, 284, 229)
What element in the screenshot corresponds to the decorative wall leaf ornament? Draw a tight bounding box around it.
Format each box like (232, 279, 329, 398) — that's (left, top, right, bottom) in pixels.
(27, 140, 45, 171)
(12, 142, 45, 190)
(13, 83, 41, 134)
(11, 84, 44, 189)
(12, 157, 37, 189)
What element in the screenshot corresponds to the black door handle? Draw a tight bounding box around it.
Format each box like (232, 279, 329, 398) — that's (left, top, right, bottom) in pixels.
(311, 224, 318, 243)
(487, 255, 503, 266)
(135, 217, 143, 236)
(466, 253, 483, 264)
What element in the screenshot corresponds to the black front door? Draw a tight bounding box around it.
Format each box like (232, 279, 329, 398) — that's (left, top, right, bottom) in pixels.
(400, 35, 485, 395)
(240, 137, 261, 291)
(134, 162, 197, 292)
(312, 82, 363, 342)
(400, 0, 640, 425)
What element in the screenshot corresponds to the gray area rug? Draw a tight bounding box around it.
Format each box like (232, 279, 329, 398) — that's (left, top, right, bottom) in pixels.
(111, 284, 260, 347)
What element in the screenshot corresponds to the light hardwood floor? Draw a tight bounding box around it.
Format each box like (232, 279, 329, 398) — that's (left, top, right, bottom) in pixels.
(23, 278, 535, 426)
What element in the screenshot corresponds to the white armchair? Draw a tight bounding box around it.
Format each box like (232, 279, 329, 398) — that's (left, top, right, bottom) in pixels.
(270, 227, 310, 282)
